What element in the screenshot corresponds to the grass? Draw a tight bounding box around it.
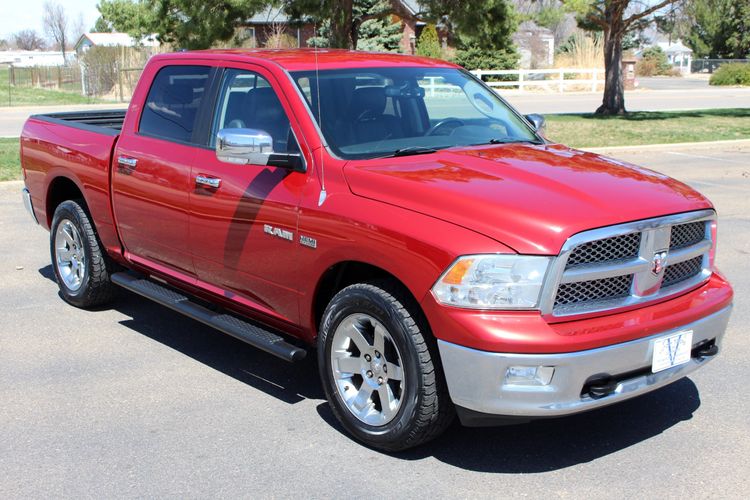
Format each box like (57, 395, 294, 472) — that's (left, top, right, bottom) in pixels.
(0, 66, 106, 107)
(0, 138, 21, 181)
(545, 108, 750, 148)
(1, 109, 748, 183)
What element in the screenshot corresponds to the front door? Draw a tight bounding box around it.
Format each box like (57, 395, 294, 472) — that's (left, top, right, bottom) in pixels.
(113, 64, 214, 277)
(189, 67, 308, 324)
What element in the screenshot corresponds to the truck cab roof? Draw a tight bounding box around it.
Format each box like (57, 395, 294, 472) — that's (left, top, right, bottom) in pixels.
(152, 48, 459, 72)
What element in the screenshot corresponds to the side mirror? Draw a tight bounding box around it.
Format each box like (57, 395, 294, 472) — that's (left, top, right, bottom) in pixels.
(216, 128, 305, 172)
(524, 113, 546, 134)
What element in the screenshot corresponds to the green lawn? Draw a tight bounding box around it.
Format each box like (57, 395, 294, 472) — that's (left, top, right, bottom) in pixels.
(1, 109, 748, 183)
(0, 66, 106, 107)
(545, 108, 750, 148)
(0, 138, 20, 181)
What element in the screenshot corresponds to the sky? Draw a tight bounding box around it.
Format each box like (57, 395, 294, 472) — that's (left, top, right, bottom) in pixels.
(1, 0, 101, 42)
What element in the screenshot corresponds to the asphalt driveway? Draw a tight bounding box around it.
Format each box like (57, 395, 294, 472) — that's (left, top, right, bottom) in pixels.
(0, 144, 748, 498)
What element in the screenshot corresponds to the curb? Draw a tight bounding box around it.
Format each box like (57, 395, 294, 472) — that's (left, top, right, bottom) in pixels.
(582, 139, 750, 155)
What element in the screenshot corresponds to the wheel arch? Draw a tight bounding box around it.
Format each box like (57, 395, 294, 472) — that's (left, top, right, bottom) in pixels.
(311, 260, 428, 339)
(45, 175, 86, 227)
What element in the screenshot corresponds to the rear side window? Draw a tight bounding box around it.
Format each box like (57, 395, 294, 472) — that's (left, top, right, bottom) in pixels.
(139, 65, 211, 143)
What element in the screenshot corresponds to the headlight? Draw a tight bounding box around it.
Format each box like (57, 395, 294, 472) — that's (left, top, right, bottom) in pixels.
(432, 255, 551, 310)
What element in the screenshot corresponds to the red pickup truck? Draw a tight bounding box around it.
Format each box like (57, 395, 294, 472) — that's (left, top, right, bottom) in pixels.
(21, 49, 733, 451)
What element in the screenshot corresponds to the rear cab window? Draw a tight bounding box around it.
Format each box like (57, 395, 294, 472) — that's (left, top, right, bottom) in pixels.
(139, 65, 211, 144)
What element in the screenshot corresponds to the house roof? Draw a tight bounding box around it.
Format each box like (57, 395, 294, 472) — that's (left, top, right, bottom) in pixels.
(657, 40, 692, 54)
(74, 32, 159, 51)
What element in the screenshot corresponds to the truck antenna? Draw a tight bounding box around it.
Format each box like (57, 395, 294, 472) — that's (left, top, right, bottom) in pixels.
(314, 17, 327, 207)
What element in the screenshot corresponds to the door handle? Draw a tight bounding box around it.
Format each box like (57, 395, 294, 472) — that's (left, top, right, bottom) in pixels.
(117, 156, 138, 168)
(196, 174, 221, 189)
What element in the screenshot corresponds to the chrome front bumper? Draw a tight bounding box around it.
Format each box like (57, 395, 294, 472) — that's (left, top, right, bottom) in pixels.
(22, 187, 38, 224)
(438, 305, 732, 418)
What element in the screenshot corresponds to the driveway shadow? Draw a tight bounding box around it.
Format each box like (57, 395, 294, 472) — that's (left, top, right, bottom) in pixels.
(38, 264, 322, 404)
(317, 373, 701, 472)
(39, 264, 702, 471)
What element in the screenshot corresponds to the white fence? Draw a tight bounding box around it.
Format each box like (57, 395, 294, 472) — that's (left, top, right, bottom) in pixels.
(471, 68, 603, 93)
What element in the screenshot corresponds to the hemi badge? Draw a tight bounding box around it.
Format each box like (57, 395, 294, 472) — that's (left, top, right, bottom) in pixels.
(300, 235, 317, 249)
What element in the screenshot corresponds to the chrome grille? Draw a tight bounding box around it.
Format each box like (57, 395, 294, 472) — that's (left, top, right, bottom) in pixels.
(566, 232, 641, 268)
(542, 211, 715, 317)
(555, 275, 632, 307)
(670, 221, 705, 249)
(662, 255, 703, 288)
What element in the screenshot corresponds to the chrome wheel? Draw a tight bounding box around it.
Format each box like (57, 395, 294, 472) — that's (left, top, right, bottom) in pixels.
(54, 219, 85, 292)
(330, 313, 405, 426)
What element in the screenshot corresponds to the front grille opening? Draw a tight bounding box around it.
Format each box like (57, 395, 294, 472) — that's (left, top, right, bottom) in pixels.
(555, 274, 633, 307)
(670, 221, 706, 250)
(566, 232, 641, 268)
(662, 255, 703, 288)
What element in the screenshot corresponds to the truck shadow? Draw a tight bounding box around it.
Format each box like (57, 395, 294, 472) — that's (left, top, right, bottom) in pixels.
(318, 378, 702, 472)
(37, 265, 324, 404)
(38, 264, 703, 472)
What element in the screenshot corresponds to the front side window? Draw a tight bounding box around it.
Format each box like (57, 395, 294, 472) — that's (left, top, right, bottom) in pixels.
(290, 67, 539, 159)
(139, 65, 210, 143)
(212, 69, 298, 154)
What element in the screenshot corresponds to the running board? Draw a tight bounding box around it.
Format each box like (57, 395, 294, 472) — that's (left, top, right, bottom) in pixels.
(111, 272, 307, 362)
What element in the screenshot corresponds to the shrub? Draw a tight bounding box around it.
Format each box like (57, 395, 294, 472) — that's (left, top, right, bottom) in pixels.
(416, 24, 442, 59)
(710, 63, 750, 86)
(636, 46, 672, 76)
(453, 45, 518, 71)
(78, 46, 119, 96)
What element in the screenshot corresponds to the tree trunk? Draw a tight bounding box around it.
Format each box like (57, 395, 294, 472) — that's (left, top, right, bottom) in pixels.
(329, 0, 354, 49)
(596, 6, 626, 115)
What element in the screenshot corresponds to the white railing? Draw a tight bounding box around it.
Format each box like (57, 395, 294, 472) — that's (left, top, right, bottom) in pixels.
(471, 68, 603, 93)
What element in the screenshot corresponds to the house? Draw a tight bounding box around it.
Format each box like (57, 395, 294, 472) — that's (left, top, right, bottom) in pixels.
(240, 1, 426, 54)
(74, 32, 159, 55)
(512, 21, 555, 69)
(657, 39, 692, 74)
(0, 50, 67, 67)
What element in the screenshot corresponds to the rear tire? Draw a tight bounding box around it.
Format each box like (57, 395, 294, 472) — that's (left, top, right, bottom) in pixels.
(318, 281, 454, 451)
(50, 200, 115, 308)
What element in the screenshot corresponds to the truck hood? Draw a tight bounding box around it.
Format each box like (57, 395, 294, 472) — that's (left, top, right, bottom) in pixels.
(343, 143, 712, 254)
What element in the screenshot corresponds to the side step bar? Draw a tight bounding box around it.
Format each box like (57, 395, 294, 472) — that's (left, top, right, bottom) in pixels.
(111, 272, 307, 362)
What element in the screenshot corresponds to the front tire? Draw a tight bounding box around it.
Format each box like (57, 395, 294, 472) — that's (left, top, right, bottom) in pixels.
(318, 281, 454, 451)
(50, 200, 115, 308)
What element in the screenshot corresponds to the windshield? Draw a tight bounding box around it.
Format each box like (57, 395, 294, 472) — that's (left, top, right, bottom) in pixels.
(290, 67, 540, 160)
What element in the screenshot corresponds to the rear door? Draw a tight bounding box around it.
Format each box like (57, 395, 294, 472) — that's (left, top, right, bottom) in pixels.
(188, 66, 308, 324)
(112, 63, 215, 276)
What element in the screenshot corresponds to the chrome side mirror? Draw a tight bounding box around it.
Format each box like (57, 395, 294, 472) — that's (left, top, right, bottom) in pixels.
(524, 113, 546, 134)
(216, 128, 274, 165)
(216, 128, 305, 172)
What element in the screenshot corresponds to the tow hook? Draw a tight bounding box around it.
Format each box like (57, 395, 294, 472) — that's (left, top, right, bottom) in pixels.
(585, 375, 618, 399)
(693, 340, 719, 359)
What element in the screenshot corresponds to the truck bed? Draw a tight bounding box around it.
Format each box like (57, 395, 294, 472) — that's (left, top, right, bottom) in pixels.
(30, 109, 126, 135)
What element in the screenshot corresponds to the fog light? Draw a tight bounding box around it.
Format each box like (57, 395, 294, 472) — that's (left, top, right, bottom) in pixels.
(504, 366, 555, 386)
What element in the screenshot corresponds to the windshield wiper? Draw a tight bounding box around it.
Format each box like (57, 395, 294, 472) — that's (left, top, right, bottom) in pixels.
(477, 138, 544, 146)
(369, 146, 439, 159)
(391, 146, 438, 157)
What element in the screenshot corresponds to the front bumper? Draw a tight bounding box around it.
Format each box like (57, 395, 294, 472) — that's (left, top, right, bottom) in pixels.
(438, 304, 732, 419)
(22, 187, 38, 224)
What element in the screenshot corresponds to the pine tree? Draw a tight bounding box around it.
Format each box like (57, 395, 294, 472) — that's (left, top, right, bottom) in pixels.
(416, 24, 442, 59)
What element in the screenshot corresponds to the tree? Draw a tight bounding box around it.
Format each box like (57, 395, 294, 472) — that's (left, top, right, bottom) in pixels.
(684, 0, 750, 59)
(92, 16, 113, 33)
(43, 1, 69, 61)
(421, 0, 519, 70)
(285, 0, 408, 49)
(14, 30, 46, 50)
(564, 0, 679, 115)
(416, 24, 442, 58)
(356, 0, 403, 52)
(97, 0, 267, 49)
